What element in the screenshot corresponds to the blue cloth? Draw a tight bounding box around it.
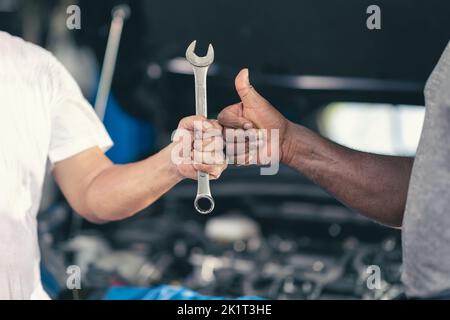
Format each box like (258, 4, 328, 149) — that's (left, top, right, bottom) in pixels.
(102, 94, 155, 164)
(40, 262, 61, 299)
(87, 77, 155, 164)
(104, 285, 263, 300)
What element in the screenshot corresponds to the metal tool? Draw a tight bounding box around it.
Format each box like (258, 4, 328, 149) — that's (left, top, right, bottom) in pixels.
(185, 40, 215, 214)
(94, 4, 131, 121)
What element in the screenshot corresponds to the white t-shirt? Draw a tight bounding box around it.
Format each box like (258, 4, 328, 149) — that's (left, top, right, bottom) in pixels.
(0, 31, 113, 299)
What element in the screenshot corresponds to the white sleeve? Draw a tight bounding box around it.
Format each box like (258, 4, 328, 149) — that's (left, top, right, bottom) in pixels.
(46, 55, 113, 164)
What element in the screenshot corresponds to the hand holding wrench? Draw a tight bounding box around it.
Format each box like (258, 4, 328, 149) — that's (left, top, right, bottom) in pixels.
(185, 40, 215, 214)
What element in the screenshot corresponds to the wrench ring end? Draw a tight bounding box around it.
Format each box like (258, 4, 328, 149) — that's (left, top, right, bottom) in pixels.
(194, 194, 215, 214)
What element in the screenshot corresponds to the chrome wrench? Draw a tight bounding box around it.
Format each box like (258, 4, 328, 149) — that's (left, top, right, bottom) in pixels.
(185, 40, 215, 214)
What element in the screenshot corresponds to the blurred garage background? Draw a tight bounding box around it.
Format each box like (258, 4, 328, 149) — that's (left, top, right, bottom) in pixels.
(1, 0, 449, 299)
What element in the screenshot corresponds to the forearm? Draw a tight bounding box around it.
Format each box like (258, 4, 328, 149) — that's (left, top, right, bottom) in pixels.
(83, 144, 182, 222)
(281, 122, 414, 227)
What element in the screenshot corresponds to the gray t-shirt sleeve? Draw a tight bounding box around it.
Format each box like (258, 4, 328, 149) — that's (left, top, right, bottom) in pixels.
(402, 41, 450, 298)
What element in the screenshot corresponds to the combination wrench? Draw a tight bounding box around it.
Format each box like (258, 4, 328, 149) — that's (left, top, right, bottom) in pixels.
(185, 40, 215, 214)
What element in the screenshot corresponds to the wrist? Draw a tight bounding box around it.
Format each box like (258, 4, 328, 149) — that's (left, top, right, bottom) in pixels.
(280, 120, 297, 166)
(281, 121, 312, 167)
(159, 143, 186, 183)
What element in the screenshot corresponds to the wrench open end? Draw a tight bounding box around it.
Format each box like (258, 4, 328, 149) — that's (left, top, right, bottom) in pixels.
(185, 40, 214, 67)
(194, 194, 215, 215)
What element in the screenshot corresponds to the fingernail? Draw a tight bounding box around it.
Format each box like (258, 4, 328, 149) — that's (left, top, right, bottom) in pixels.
(243, 122, 253, 130)
(245, 68, 251, 86)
